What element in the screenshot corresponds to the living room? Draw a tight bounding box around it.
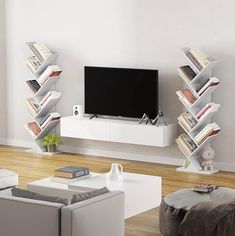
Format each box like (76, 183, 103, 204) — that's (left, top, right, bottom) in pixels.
(1, 0, 235, 236)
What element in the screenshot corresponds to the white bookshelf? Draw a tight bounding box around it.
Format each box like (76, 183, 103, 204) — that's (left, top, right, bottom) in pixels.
(24, 42, 62, 153)
(176, 48, 220, 174)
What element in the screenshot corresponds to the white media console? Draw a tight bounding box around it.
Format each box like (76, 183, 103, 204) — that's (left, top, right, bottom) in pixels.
(60, 117, 177, 147)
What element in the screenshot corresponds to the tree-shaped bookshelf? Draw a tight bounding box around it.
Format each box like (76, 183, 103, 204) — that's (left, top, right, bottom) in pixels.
(176, 47, 220, 174)
(24, 42, 62, 154)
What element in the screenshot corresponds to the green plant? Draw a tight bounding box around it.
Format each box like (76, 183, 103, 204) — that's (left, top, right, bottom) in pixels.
(42, 133, 62, 147)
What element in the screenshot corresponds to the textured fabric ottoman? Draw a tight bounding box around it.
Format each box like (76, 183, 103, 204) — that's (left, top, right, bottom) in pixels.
(159, 188, 235, 236)
(0, 169, 18, 190)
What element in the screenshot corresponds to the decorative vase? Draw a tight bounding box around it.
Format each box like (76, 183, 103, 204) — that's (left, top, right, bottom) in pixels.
(47, 144, 56, 152)
(106, 163, 123, 190)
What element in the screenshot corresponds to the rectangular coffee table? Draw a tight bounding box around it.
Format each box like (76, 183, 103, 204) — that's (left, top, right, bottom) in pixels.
(28, 172, 161, 219)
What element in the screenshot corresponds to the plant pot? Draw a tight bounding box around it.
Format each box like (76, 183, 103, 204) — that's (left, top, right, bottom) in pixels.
(47, 144, 56, 152)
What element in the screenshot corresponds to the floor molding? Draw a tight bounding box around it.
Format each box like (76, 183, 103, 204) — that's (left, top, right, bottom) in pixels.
(0, 138, 235, 172)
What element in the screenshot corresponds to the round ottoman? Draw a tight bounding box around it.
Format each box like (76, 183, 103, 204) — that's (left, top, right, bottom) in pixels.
(159, 188, 235, 236)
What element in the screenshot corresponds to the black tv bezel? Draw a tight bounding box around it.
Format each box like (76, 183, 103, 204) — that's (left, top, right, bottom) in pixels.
(84, 66, 159, 120)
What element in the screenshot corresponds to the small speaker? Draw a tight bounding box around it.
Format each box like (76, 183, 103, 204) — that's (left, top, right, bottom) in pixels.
(73, 105, 84, 118)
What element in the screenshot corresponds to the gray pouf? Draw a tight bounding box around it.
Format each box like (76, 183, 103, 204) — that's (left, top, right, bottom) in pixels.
(159, 188, 235, 236)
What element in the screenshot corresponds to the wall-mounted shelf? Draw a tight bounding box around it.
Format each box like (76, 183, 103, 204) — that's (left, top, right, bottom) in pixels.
(60, 117, 177, 147)
(176, 48, 220, 174)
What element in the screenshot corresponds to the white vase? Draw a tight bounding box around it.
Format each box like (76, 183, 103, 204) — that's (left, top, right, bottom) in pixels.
(106, 163, 123, 191)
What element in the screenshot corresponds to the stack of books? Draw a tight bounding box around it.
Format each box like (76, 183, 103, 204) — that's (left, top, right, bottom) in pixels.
(197, 77, 220, 96)
(26, 56, 41, 73)
(38, 65, 62, 86)
(25, 97, 41, 117)
(39, 91, 61, 107)
(194, 123, 220, 145)
(193, 184, 218, 193)
(196, 103, 220, 121)
(26, 42, 52, 73)
(185, 48, 212, 71)
(25, 122, 41, 137)
(25, 80, 41, 94)
(40, 112, 60, 129)
(29, 42, 52, 63)
(178, 65, 197, 83)
(51, 166, 90, 184)
(177, 112, 198, 132)
(176, 88, 197, 107)
(175, 133, 197, 157)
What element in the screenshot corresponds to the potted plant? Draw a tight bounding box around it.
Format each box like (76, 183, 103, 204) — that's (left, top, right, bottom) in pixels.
(42, 133, 62, 152)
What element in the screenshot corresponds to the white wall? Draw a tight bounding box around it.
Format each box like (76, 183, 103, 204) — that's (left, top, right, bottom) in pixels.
(0, 0, 6, 140)
(3, 0, 235, 171)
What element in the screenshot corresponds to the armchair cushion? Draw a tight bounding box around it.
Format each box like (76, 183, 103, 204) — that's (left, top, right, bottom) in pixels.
(11, 187, 68, 205)
(71, 186, 109, 204)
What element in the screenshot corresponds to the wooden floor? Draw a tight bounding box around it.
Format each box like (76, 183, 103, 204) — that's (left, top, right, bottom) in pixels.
(1, 145, 235, 236)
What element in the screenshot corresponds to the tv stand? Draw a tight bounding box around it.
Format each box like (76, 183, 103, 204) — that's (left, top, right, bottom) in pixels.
(61, 117, 177, 147)
(89, 114, 98, 119)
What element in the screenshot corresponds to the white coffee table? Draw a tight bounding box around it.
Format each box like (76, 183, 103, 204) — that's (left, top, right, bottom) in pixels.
(28, 172, 161, 219)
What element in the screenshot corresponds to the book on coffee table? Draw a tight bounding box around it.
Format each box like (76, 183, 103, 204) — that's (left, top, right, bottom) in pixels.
(54, 166, 89, 179)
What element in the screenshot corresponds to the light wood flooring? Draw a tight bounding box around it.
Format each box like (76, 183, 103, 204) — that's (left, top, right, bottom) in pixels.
(1, 145, 235, 236)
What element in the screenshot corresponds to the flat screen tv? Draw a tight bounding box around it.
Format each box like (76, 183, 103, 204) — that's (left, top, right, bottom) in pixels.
(84, 66, 158, 119)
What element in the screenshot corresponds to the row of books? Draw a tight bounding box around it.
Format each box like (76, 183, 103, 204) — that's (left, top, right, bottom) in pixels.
(38, 65, 62, 86)
(177, 112, 198, 132)
(185, 48, 212, 71)
(29, 42, 52, 63)
(40, 112, 60, 129)
(193, 123, 220, 145)
(25, 91, 61, 117)
(176, 88, 197, 107)
(26, 114, 60, 138)
(178, 65, 197, 83)
(196, 102, 220, 121)
(176, 133, 197, 157)
(196, 77, 219, 96)
(51, 166, 90, 184)
(26, 42, 52, 73)
(26, 65, 62, 94)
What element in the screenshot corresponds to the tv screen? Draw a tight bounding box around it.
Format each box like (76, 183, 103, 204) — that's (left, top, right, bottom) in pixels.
(84, 66, 158, 119)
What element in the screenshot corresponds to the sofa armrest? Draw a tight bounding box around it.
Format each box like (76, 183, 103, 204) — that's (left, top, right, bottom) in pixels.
(61, 191, 124, 236)
(0, 195, 64, 236)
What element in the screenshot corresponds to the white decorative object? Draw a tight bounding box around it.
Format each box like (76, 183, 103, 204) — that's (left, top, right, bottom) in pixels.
(106, 163, 123, 191)
(176, 47, 220, 174)
(202, 147, 215, 171)
(60, 117, 177, 147)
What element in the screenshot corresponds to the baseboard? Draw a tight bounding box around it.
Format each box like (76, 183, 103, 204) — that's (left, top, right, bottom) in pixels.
(59, 144, 183, 166)
(1, 138, 235, 172)
(0, 138, 33, 148)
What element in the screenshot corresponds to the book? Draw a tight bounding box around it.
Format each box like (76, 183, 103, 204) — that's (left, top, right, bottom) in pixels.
(26, 80, 41, 94)
(193, 184, 218, 193)
(176, 89, 197, 107)
(178, 65, 197, 83)
(26, 56, 41, 73)
(27, 122, 41, 136)
(189, 48, 211, 68)
(196, 103, 220, 120)
(197, 77, 220, 96)
(54, 166, 90, 179)
(194, 123, 220, 145)
(186, 51, 203, 71)
(40, 112, 60, 129)
(183, 88, 197, 104)
(178, 112, 198, 132)
(32, 42, 52, 61)
(39, 91, 61, 107)
(38, 65, 62, 85)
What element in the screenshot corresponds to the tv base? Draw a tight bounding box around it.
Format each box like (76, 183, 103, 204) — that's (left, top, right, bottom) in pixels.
(60, 116, 177, 147)
(89, 114, 98, 120)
